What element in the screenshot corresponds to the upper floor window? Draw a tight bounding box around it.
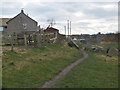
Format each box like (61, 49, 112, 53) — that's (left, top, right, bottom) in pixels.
(23, 24, 27, 29)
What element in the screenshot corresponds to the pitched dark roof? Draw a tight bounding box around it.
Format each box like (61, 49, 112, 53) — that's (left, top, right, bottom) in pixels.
(6, 10, 37, 24)
(58, 34, 65, 38)
(44, 27, 59, 32)
(0, 18, 11, 26)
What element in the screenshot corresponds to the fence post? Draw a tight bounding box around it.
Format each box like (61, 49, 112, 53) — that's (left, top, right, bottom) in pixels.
(11, 34, 14, 51)
(39, 30, 42, 47)
(41, 29, 44, 47)
(34, 34, 37, 47)
(43, 30, 45, 45)
(24, 34, 27, 46)
(16, 34, 19, 45)
(37, 32, 40, 47)
(28, 34, 31, 45)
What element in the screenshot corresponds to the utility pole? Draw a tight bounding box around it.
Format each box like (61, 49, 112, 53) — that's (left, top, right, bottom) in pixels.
(70, 21, 71, 36)
(64, 26, 66, 38)
(67, 20, 69, 38)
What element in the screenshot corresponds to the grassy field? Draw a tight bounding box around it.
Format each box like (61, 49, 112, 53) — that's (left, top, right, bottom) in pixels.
(98, 42, 119, 50)
(2, 43, 83, 88)
(53, 46, 118, 88)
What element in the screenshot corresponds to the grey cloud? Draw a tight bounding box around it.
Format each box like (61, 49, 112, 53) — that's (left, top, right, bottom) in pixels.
(82, 2, 117, 19)
(2, 2, 23, 16)
(83, 7, 117, 18)
(1, 1, 117, 34)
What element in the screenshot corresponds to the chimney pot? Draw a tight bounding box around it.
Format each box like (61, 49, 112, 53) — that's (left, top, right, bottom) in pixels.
(21, 9, 24, 13)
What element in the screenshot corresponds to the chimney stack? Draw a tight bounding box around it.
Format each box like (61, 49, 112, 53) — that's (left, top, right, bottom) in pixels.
(21, 8, 24, 13)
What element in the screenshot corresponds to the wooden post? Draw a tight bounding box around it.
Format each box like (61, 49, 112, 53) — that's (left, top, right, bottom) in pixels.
(37, 32, 40, 47)
(56, 32, 58, 43)
(11, 34, 14, 51)
(16, 34, 19, 45)
(28, 34, 31, 45)
(43, 31, 45, 42)
(24, 34, 27, 46)
(34, 34, 37, 47)
(39, 30, 42, 47)
(47, 35, 49, 43)
(31, 35, 34, 44)
(41, 29, 44, 46)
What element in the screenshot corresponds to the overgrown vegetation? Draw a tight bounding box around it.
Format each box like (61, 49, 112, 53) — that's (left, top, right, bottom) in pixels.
(53, 51, 118, 88)
(2, 43, 83, 88)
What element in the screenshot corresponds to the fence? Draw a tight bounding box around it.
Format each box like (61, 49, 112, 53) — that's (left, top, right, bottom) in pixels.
(2, 30, 65, 50)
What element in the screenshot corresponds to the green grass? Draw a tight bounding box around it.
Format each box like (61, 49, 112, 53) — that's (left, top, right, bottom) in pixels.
(2, 43, 83, 88)
(53, 51, 118, 88)
(98, 42, 119, 50)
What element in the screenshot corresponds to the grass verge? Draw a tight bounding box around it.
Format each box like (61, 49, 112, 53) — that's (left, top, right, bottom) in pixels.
(2, 43, 83, 88)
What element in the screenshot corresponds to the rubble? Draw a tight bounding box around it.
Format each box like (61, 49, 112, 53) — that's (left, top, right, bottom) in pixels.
(91, 45, 104, 52)
(107, 48, 119, 56)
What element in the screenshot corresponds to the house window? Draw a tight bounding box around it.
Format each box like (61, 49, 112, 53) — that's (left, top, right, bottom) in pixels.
(0, 27, 3, 31)
(23, 24, 27, 29)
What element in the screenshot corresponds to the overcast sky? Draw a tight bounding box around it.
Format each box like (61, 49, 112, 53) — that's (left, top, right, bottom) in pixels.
(0, 0, 118, 35)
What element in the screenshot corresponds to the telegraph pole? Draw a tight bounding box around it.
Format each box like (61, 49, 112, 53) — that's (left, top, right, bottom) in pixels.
(64, 26, 66, 38)
(70, 21, 71, 36)
(67, 20, 69, 38)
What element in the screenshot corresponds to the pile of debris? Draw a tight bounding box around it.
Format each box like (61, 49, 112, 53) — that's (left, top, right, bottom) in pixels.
(84, 44, 119, 57)
(91, 45, 104, 52)
(106, 48, 119, 57)
(68, 40, 79, 49)
(84, 45, 104, 52)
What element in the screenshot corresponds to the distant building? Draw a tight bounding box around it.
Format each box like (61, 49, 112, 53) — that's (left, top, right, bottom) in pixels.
(0, 18, 11, 32)
(58, 34, 66, 41)
(71, 34, 80, 40)
(44, 27, 59, 39)
(44, 27, 59, 34)
(3, 10, 38, 38)
(71, 33, 102, 44)
(43, 27, 59, 43)
(0, 18, 11, 27)
(89, 34, 101, 43)
(42, 27, 66, 43)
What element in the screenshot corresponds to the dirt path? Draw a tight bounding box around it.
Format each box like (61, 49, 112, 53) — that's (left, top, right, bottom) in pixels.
(39, 48, 88, 88)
